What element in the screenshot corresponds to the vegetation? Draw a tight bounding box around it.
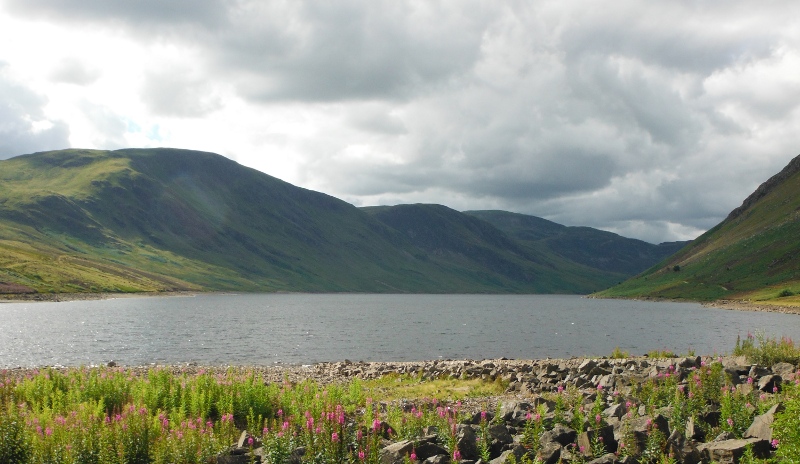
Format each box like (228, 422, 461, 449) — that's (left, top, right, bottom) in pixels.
(733, 331, 800, 366)
(596, 154, 800, 304)
(0, 149, 676, 296)
(1, 335, 799, 463)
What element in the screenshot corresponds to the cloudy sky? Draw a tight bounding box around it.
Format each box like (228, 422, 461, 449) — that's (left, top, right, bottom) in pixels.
(1, 1, 799, 243)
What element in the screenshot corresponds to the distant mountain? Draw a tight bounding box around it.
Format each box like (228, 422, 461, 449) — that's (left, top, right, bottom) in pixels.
(465, 210, 687, 275)
(363, 204, 624, 293)
(0, 148, 681, 295)
(596, 153, 800, 303)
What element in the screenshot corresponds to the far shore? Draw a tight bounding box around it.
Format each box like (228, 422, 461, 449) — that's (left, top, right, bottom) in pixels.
(2, 291, 800, 315)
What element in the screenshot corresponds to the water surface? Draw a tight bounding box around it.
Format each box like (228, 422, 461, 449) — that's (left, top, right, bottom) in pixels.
(1, 294, 798, 367)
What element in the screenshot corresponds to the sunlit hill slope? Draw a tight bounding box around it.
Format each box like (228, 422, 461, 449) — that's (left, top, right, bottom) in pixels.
(1, 148, 680, 295)
(596, 153, 800, 305)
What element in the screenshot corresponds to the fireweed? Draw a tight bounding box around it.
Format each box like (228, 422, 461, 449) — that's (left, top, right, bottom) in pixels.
(1, 346, 799, 464)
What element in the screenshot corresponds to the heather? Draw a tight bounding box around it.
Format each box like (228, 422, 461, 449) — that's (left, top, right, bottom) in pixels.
(0, 339, 799, 463)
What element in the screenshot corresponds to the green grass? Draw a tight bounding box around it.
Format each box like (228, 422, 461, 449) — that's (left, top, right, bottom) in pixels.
(733, 332, 800, 366)
(1, 148, 673, 295)
(597, 157, 800, 304)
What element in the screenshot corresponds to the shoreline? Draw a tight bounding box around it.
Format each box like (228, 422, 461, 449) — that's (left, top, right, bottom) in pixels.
(3, 291, 800, 315)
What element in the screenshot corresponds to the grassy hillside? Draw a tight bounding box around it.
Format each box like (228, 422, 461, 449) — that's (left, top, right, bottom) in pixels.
(364, 204, 622, 293)
(465, 210, 686, 275)
(596, 153, 800, 304)
(0, 148, 673, 295)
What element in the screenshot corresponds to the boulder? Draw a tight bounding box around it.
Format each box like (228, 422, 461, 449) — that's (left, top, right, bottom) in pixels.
(455, 425, 480, 460)
(380, 440, 414, 464)
(540, 424, 577, 448)
(586, 454, 620, 464)
(697, 438, 771, 463)
(744, 403, 784, 441)
(489, 445, 526, 464)
(536, 441, 562, 464)
(771, 362, 796, 376)
(757, 374, 781, 393)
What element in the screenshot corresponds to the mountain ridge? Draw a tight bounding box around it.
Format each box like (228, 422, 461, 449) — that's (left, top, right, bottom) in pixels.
(1, 148, 685, 295)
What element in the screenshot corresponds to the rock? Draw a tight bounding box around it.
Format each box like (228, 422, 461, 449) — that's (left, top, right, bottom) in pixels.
(586, 453, 619, 464)
(216, 455, 251, 464)
(613, 415, 669, 457)
(380, 440, 414, 464)
(578, 359, 598, 375)
(697, 438, 771, 463)
(536, 441, 562, 464)
(685, 416, 704, 441)
(488, 423, 514, 457)
(744, 403, 784, 441)
(771, 362, 796, 376)
(455, 425, 480, 460)
(499, 401, 532, 426)
(423, 455, 450, 464)
(414, 441, 450, 461)
(666, 430, 701, 464)
(577, 425, 616, 457)
(540, 424, 577, 447)
(489, 445, 526, 464)
(603, 402, 627, 419)
(757, 374, 781, 393)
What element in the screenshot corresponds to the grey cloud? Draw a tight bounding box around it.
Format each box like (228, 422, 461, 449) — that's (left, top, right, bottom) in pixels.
(214, 1, 492, 101)
(4, 0, 228, 28)
(49, 58, 101, 85)
(141, 71, 222, 117)
(0, 63, 70, 159)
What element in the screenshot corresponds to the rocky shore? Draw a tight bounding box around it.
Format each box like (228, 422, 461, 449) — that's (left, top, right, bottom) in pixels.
(12, 355, 785, 464)
(214, 356, 795, 463)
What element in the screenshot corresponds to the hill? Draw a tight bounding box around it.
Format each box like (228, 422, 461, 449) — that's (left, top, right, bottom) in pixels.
(464, 210, 686, 276)
(0, 148, 680, 295)
(596, 153, 800, 304)
(363, 204, 623, 293)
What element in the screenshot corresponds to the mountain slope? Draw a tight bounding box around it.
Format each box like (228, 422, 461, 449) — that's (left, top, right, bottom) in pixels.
(464, 210, 686, 275)
(363, 204, 621, 293)
(596, 153, 800, 303)
(0, 148, 671, 295)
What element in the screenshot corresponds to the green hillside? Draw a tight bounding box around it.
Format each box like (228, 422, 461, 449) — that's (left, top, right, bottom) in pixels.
(364, 204, 621, 293)
(465, 210, 686, 275)
(0, 148, 676, 296)
(596, 153, 800, 305)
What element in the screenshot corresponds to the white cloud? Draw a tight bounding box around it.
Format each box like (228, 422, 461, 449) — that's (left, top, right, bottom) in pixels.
(1, 0, 799, 242)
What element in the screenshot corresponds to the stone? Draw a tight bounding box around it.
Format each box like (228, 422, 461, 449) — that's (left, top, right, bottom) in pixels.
(500, 401, 532, 426)
(489, 445, 526, 464)
(578, 359, 598, 375)
(576, 425, 617, 457)
(455, 425, 480, 460)
(380, 440, 415, 464)
(414, 441, 450, 462)
(603, 402, 627, 419)
(216, 455, 250, 464)
(536, 441, 562, 464)
(540, 424, 577, 447)
(423, 455, 449, 464)
(771, 362, 796, 376)
(586, 453, 619, 464)
(697, 438, 771, 463)
(744, 403, 784, 441)
(757, 374, 781, 393)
